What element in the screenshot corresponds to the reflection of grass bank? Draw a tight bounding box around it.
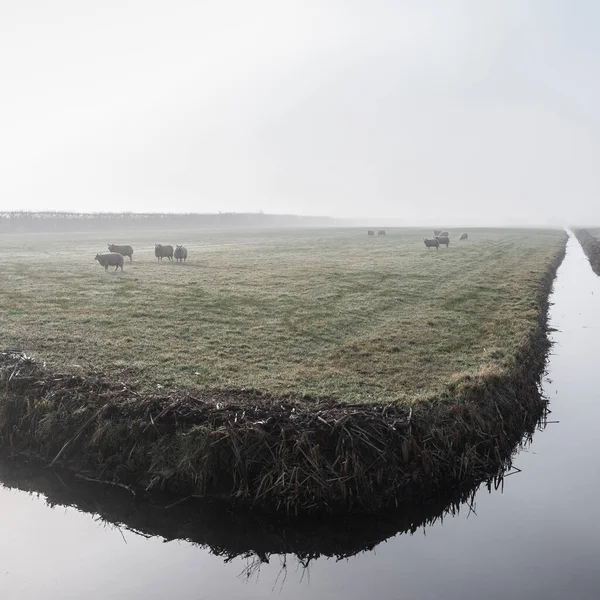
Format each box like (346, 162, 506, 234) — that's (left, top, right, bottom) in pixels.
(574, 229, 600, 276)
(0, 449, 540, 568)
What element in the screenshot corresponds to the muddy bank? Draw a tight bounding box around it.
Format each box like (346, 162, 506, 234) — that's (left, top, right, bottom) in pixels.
(0, 237, 566, 515)
(573, 228, 600, 276)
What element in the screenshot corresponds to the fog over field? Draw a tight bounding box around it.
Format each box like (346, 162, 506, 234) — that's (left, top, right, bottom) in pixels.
(1, 1, 599, 226)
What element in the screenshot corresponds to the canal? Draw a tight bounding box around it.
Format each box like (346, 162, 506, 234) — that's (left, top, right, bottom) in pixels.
(1, 233, 599, 599)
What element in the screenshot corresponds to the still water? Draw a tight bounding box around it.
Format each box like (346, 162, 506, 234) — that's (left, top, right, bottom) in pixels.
(1, 234, 600, 599)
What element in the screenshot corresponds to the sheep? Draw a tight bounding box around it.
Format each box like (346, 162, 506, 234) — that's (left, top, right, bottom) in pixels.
(107, 244, 133, 261)
(460, 233, 468, 241)
(155, 244, 174, 261)
(367, 230, 375, 236)
(95, 252, 124, 271)
(436, 236, 450, 247)
(174, 245, 188, 262)
(424, 238, 440, 249)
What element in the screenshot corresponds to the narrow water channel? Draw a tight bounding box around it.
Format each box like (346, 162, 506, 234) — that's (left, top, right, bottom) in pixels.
(1, 233, 599, 600)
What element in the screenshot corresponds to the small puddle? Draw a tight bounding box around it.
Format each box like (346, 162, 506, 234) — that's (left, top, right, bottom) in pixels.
(1, 233, 600, 599)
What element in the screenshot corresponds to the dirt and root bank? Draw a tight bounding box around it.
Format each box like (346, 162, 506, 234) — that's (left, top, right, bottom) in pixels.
(0, 240, 567, 515)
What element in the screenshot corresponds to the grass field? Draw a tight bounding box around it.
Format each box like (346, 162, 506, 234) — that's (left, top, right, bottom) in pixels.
(0, 227, 565, 403)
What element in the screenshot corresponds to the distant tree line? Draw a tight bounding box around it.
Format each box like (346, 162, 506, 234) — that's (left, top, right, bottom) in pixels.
(0, 212, 335, 233)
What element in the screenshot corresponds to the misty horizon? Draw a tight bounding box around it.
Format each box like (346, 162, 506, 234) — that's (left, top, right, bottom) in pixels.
(2, 1, 599, 225)
(0, 209, 584, 231)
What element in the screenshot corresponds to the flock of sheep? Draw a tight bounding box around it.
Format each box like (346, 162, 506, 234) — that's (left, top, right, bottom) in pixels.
(95, 230, 469, 273)
(94, 243, 188, 271)
(423, 230, 468, 249)
(366, 229, 469, 249)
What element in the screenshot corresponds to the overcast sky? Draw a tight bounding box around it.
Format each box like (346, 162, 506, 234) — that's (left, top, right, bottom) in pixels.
(1, 1, 599, 225)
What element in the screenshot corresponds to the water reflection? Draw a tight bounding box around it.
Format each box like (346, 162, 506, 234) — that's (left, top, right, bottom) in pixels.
(0, 410, 545, 575)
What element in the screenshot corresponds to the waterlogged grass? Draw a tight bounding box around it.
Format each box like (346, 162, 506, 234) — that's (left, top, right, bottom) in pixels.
(0, 228, 565, 402)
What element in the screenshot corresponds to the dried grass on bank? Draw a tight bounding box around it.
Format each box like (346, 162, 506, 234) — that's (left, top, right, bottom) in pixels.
(573, 228, 600, 276)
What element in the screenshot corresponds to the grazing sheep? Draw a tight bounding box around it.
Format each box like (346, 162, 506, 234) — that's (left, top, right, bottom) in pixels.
(95, 252, 124, 271)
(107, 244, 133, 261)
(155, 244, 174, 261)
(436, 236, 450, 247)
(439, 231, 449, 237)
(460, 233, 468, 241)
(424, 238, 440, 249)
(377, 230, 386, 236)
(174, 245, 188, 262)
(367, 230, 375, 236)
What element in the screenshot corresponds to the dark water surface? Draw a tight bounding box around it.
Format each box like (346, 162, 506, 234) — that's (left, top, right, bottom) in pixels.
(2, 234, 600, 599)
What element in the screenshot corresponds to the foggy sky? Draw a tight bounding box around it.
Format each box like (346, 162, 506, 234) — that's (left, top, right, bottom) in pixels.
(1, 1, 599, 226)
